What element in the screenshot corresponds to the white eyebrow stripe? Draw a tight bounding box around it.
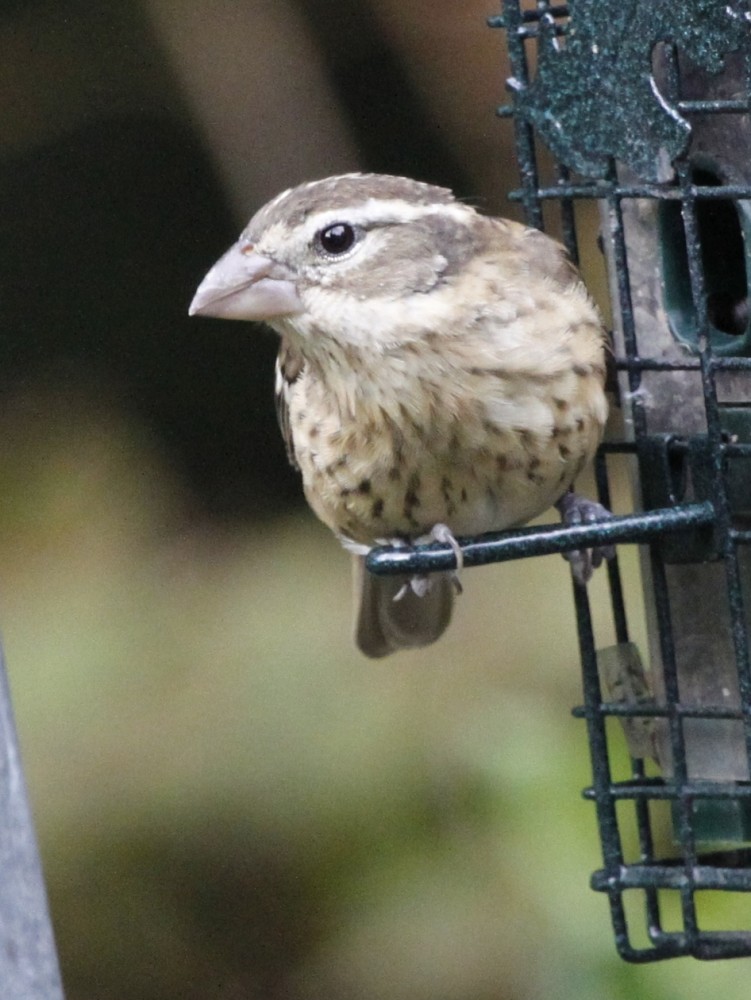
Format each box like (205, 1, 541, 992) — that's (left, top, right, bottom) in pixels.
(299, 199, 473, 238)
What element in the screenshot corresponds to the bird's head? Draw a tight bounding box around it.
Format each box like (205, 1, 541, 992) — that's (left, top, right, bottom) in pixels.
(189, 173, 488, 348)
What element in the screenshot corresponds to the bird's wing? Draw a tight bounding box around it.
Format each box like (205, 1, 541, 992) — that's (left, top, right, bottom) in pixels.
(274, 337, 304, 471)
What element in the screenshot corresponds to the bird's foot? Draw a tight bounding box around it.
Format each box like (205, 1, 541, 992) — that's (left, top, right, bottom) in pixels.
(555, 492, 615, 586)
(428, 523, 464, 594)
(393, 574, 431, 601)
(393, 523, 464, 601)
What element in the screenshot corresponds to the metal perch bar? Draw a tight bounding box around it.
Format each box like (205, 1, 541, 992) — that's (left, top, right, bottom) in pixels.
(366, 502, 716, 575)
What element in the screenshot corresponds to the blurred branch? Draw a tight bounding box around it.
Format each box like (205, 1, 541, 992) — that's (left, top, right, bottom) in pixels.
(142, 0, 361, 219)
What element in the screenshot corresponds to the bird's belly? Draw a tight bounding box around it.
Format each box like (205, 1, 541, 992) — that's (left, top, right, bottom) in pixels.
(293, 405, 601, 545)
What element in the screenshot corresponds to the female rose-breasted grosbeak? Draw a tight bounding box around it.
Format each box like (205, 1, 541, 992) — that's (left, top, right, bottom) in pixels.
(191, 174, 608, 657)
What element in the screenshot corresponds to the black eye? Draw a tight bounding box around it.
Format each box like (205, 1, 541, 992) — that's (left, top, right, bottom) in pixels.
(318, 223, 356, 256)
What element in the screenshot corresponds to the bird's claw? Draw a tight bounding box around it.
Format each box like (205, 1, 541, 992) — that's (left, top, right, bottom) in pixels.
(393, 574, 431, 601)
(392, 523, 464, 601)
(555, 492, 615, 586)
(429, 523, 464, 593)
(428, 523, 464, 571)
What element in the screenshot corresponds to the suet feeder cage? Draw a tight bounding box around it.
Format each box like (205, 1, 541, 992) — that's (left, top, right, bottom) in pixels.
(370, 0, 751, 963)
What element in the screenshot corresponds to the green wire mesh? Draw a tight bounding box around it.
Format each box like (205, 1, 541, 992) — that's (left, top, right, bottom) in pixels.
(369, 0, 751, 962)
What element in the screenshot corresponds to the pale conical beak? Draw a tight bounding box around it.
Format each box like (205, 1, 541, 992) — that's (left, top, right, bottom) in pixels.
(189, 242, 303, 320)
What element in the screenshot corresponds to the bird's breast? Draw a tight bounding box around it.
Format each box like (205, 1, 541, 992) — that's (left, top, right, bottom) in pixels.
(285, 349, 606, 546)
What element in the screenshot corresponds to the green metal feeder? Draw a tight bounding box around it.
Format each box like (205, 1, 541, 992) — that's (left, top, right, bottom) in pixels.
(370, 0, 751, 962)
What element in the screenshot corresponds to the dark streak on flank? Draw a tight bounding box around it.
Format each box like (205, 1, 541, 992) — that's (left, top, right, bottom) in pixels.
(403, 471, 421, 520)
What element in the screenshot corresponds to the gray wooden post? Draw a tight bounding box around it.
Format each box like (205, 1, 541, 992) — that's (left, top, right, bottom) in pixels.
(0, 645, 64, 998)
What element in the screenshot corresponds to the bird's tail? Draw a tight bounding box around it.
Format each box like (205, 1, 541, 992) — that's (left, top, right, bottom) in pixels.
(352, 555, 454, 658)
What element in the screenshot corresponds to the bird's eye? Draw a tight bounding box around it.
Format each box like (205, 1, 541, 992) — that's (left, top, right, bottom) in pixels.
(317, 223, 357, 256)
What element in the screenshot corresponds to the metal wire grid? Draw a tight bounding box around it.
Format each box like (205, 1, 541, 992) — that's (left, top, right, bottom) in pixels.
(369, 0, 751, 963)
(497, 0, 751, 961)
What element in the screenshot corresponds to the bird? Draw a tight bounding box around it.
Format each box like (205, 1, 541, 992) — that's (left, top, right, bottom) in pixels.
(190, 173, 609, 658)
